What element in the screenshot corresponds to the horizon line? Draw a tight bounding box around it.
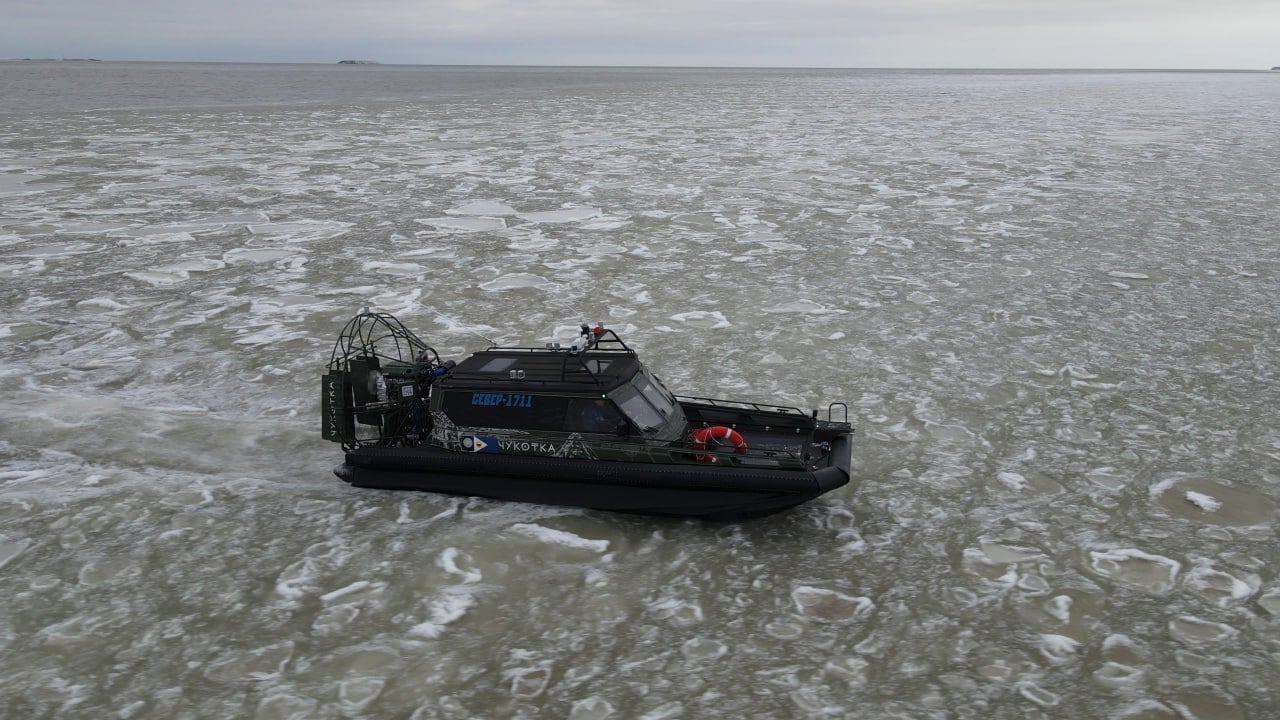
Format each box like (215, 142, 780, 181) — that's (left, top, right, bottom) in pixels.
(2, 57, 1276, 73)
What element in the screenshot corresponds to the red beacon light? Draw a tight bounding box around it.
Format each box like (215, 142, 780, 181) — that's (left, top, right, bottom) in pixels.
(572, 322, 607, 352)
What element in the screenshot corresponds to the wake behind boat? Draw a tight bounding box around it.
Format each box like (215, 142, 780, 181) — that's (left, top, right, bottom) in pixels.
(321, 311, 853, 519)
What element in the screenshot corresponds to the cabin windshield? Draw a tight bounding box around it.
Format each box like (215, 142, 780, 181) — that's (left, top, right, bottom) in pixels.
(613, 369, 679, 432)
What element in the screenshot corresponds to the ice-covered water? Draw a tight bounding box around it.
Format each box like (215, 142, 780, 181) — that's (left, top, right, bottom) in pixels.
(2, 63, 1278, 718)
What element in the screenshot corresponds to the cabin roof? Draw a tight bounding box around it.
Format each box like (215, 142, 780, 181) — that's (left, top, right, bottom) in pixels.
(438, 347, 643, 394)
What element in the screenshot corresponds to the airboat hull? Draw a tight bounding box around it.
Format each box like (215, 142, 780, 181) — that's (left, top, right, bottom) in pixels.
(336, 435, 851, 520)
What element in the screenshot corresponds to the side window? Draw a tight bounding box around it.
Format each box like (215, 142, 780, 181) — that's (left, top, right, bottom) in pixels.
(565, 398, 625, 434)
(441, 391, 569, 431)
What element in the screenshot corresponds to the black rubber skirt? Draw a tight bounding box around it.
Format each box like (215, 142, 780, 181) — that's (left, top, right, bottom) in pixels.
(335, 436, 851, 520)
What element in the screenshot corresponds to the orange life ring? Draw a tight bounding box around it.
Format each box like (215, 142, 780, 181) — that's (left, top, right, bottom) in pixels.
(688, 425, 747, 462)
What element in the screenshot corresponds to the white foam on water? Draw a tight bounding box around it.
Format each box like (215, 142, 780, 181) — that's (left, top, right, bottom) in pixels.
(647, 597, 704, 625)
(1184, 491, 1222, 513)
(436, 547, 483, 583)
(1038, 634, 1081, 664)
(1045, 595, 1072, 623)
(75, 297, 129, 311)
(319, 581, 373, 604)
(508, 523, 609, 553)
(409, 588, 478, 639)
(996, 471, 1028, 491)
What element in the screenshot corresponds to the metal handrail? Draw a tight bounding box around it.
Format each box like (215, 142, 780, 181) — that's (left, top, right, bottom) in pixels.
(675, 395, 809, 417)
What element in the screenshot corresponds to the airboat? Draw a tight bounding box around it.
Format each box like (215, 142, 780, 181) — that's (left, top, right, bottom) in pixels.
(321, 311, 853, 520)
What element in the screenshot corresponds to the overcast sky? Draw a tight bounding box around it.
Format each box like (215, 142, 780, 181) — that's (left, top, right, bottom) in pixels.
(4, 0, 1278, 69)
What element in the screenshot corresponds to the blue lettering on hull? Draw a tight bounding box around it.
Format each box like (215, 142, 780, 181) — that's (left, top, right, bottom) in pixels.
(470, 392, 534, 408)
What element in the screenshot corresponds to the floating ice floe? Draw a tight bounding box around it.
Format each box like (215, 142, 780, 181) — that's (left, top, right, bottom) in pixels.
(479, 273, 550, 291)
(791, 586, 874, 623)
(248, 219, 354, 243)
(518, 206, 601, 223)
(1093, 662, 1145, 689)
(763, 299, 845, 315)
(362, 260, 424, 276)
(12, 241, 104, 258)
(680, 637, 728, 662)
(568, 696, 615, 720)
(1183, 563, 1258, 608)
(1088, 548, 1181, 594)
(1150, 476, 1276, 526)
(1017, 681, 1061, 707)
(446, 200, 517, 216)
(979, 541, 1047, 564)
(1168, 615, 1239, 644)
(223, 247, 296, 264)
(506, 662, 553, 698)
(124, 258, 225, 286)
(0, 538, 31, 571)
(669, 310, 730, 329)
(1258, 590, 1280, 617)
(418, 216, 507, 232)
(339, 677, 385, 713)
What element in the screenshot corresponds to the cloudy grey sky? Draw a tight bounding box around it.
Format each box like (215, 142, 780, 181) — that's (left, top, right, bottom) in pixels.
(4, 0, 1278, 68)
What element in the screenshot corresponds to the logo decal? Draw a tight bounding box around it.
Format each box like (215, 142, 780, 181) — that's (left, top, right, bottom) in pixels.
(461, 435, 498, 453)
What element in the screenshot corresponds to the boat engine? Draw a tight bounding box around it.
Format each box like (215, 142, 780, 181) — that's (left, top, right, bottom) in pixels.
(322, 310, 451, 449)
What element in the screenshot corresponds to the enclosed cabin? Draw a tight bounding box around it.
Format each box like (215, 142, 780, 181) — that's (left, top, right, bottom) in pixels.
(431, 325, 689, 449)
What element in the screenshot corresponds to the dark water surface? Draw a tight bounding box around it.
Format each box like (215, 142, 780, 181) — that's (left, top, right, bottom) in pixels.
(1, 63, 1278, 719)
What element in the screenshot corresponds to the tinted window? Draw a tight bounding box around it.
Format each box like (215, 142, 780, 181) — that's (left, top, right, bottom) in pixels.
(636, 372, 676, 418)
(565, 398, 625, 434)
(612, 384, 664, 431)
